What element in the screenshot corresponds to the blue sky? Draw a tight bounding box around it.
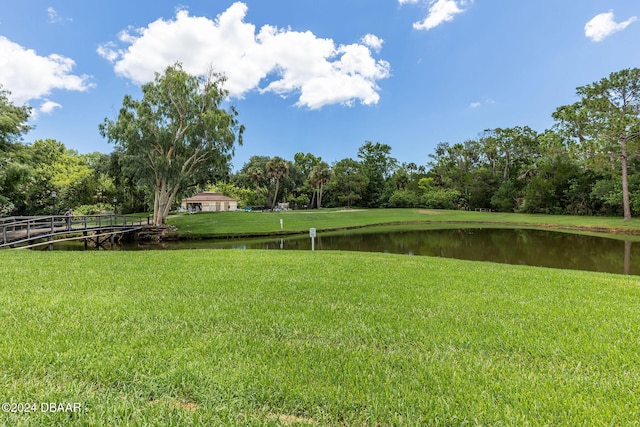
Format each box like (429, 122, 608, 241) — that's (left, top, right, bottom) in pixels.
(1, 1, 638, 170)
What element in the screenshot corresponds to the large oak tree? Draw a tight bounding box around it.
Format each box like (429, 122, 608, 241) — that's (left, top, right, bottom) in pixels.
(99, 64, 244, 225)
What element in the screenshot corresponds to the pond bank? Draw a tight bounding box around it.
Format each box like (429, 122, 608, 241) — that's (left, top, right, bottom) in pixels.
(163, 216, 640, 242)
(165, 208, 640, 241)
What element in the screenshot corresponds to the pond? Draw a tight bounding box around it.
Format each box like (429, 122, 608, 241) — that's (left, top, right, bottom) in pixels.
(57, 226, 640, 276)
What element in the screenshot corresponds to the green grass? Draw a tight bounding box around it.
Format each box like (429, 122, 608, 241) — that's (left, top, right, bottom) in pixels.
(167, 208, 640, 239)
(2, 250, 639, 425)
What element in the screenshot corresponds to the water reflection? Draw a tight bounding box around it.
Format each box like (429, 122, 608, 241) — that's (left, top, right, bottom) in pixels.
(57, 228, 639, 276)
(209, 228, 639, 276)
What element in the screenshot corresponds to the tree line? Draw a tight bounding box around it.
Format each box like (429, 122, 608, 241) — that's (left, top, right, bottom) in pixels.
(207, 67, 640, 220)
(1, 65, 639, 223)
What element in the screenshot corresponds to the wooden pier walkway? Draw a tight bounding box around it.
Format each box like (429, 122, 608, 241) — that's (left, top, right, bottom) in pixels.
(0, 214, 150, 249)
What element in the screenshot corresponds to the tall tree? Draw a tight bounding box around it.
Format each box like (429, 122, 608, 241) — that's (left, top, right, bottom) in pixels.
(0, 87, 31, 215)
(309, 162, 331, 208)
(99, 63, 244, 225)
(248, 167, 266, 206)
(554, 68, 640, 220)
(357, 141, 397, 207)
(484, 127, 539, 181)
(266, 156, 289, 210)
(293, 152, 322, 207)
(328, 158, 368, 208)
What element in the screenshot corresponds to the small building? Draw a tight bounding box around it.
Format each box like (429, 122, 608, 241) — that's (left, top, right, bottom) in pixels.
(181, 192, 238, 212)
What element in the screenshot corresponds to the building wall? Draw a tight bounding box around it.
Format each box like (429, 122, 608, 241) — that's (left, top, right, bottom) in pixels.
(182, 200, 238, 212)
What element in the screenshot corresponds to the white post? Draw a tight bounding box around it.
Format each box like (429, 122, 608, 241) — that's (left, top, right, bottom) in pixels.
(280, 218, 283, 230)
(309, 228, 316, 251)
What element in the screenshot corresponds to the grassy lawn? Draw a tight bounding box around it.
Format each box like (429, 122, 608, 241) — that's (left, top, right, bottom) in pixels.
(2, 250, 639, 425)
(167, 208, 640, 238)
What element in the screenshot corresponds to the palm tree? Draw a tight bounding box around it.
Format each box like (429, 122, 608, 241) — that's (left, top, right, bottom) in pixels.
(309, 163, 331, 208)
(248, 167, 265, 206)
(266, 157, 289, 210)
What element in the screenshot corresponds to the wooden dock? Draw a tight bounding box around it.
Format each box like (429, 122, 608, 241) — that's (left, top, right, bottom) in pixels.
(0, 214, 150, 250)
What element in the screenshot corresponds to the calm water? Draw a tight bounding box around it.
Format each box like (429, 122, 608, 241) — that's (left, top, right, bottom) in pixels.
(87, 227, 639, 276)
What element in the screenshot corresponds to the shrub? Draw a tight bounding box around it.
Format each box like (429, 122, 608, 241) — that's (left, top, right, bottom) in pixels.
(388, 190, 419, 208)
(73, 203, 114, 215)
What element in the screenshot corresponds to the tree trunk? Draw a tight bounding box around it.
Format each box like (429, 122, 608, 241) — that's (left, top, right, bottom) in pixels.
(271, 180, 280, 210)
(621, 142, 631, 220)
(310, 191, 316, 209)
(317, 182, 324, 209)
(154, 189, 169, 225)
(152, 178, 180, 226)
(153, 186, 161, 226)
(159, 188, 180, 225)
(503, 152, 510, 180)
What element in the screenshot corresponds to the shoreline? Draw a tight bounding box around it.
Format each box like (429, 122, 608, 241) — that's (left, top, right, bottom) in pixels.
(163, 219, 640, 242)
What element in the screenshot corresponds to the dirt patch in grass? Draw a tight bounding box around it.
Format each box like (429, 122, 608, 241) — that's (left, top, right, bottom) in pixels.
(267, 413, 317, 425)
(175, 402, 198, 412)
(147, 398, 198, 412)
(417, 209, 440, 215)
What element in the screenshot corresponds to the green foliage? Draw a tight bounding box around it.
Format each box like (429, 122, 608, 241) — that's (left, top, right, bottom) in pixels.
(591, 179, 622, 215)
(73, 203, 115, 215)
(554, 68, 640, 220)
(491, 180, 519, 212)
(387, 189, 419, 208)
(99, 63, 244, 225)
(6, 67, 640, 221)
(416, 177, 461, 209)
(0, 86, 31, 146)
(266, 156, 289, 209)
(326, 158, 368, 207)
(232, 155, 303, 209)
(287, 192, 310, 208)
(357, 141, 397, 207)
(520, 156, 582, 214)
(0, 88, 32, 215)
(420, 187, 461, 209)
(25, 139, 96, 214)
(207, 182, 254, 207)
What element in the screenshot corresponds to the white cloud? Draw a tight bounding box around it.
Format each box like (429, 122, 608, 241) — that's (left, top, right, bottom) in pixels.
(96, 42, 120, 63)
(0, 36, 93, 106)
(47, 7, 71, 25)
(47, 7, 61, 23)
(468, 98, 494, 110)
(39, 100, 62, 114)
(400, 0, 472, 31)
(585, 11, 637, 42)
(361, 34, 383, 53)
(97, 2, 390, 109)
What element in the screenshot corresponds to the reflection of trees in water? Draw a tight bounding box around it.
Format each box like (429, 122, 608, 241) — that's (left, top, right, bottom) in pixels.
(224, 229, 637, 276)
(447, 229, 635, 275)
(356, 229, 635, 275)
